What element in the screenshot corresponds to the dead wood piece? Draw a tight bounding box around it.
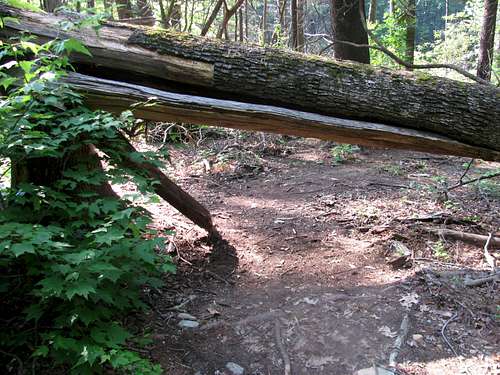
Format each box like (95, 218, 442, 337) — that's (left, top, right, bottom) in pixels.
(464, 272, 499, 287)
(274, 319, 292, 375)
(99, 133, 215, 233)
(386, 241, 412, 269)
(424, 228, 500, 248)
(388, 314, 410, 367)
(2, 5, 500, 157)
(482, 233, 497, 271)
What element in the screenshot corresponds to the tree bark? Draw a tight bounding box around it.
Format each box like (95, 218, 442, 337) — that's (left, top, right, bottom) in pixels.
(262, 0, 268, 45)
(1, 4, 499, 156)
(65, 73, 500, 161)
(477, 0, 498, 80)
(42, 0, 62, 12)
(330, 0, 370, 64)
(404, 0, 416, 69)
(296, 0, 305, 52)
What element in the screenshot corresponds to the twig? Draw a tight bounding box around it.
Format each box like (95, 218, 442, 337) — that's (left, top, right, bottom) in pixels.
(483, 233, 497, 271)
(274, 319, 291, 375)
(464, 272, 499, 287)
(441, 313, 459, 357)
(446, 171, 500, 192)
(458, 158, 475, 185)
(368, 182, 411, 189)
(205, 270, 233, 285)
(388, 314, 410, 367)
(0, 349, 23, 375)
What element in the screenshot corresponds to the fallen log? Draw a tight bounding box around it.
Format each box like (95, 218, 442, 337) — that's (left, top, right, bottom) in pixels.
(424, 227, 500, 248)
(97, 133, 215, 234)
(1, 4, 500, 157)
(66, 73, 500, 161)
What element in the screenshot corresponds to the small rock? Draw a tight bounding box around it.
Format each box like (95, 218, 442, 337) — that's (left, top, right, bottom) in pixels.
(412, 334, 425, 345)
(225, 362, 245, 375)
(177, 312, 197, 321)
(178, 320, 200, 328)
(355, 366, 395, 375)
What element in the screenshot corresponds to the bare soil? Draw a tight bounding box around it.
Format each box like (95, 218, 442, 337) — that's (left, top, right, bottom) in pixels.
(129, 134, 499, 375)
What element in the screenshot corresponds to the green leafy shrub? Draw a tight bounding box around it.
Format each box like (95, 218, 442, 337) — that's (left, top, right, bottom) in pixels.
(0, 18, 173, 374)
(330, 144, 359, 164)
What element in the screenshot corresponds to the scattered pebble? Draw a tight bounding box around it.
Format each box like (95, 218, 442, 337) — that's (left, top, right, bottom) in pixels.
(225, 361, 245, 375)
(178, 312, 197, 321)
(412, 333, 424, 346)
(178, 319, 200, 328)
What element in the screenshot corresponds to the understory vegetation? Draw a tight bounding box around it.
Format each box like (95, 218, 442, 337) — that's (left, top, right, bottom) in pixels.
(0, 17, 174, 374)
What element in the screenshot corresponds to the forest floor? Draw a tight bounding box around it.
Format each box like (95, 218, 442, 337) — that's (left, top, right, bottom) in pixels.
(123, 132, 499, 375)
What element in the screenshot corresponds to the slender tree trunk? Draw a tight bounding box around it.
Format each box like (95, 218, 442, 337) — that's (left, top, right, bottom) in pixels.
(404, 0, 416, 69)
(158, 0, 168, 27)
(290, 0, 298, 48)
(116, 0, 133, 19)
(262, 0, 268, 45)
(330, 0, 370, 64)
(201, 0, 224, 36)
(42, 0, 62, 12)
(235, 8, 238, 41)
(389, 0, 395, 14)
(477, 0, 498, 80)
(216, 0, 245, 39)
(368, 0, 377, 23)
(87, 0, 95, 8)
(239, 7, 244, 41)
(137, 0, 154, 17)
(296, 0, 305, 52)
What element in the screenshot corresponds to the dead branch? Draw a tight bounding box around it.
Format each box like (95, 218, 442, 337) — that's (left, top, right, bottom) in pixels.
(446, 171, 500, 192)
(274, 319, 292, 375)
(388, 314, 410, 367)
(483, 233, 497, 271)
(424, 228, 500, 248)
(98, 133, 216, 234)
(464, 272, 499, 287)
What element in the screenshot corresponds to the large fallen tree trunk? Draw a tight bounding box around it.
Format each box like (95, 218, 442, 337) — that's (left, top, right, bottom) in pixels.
(66, 73, 500, 161)
(1, 5, 500, 158)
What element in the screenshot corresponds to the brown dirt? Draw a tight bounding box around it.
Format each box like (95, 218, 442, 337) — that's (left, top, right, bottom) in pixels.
(129, 134, 499, 375)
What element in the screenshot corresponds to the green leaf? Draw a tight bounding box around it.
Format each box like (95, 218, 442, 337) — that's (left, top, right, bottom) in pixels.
(11, 242, 35, 256)
(63, 38, 92, 56)
(65, 283, 96, 300)
(32, 345, 49, 357)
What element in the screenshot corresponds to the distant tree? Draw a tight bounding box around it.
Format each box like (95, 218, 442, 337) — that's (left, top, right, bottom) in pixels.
(330, 0, 370, 63)
(42, 0, 62, 12)
(368, 0, 377, 23)
(477, 0, 498, 80)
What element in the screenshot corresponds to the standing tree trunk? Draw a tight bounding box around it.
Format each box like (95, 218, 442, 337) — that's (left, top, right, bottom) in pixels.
(201, 0, 224, 35)
(42, 0, 62, 12)
(116, 0, 133, 19)
(368, 0, 377, 23)
(216, 0, 245, 39)
(296, 0, 305, 52)
(158, 0, 168, 27)
(137, 0, 154, 17)
(262, 0, 268, 45)
(239, 6, 243, 41)
(290, 0, 298, 49)
(477, 0, 498, 80)
(330, 0, 370, 64)
(389, 0, 395, 14)
(404, 0, 416, 69)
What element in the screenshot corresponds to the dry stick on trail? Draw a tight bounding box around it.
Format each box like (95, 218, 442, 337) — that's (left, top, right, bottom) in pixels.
(446, 171, 500, 192)
(274, 319, 292, 375)
(424, 228, 500, 248)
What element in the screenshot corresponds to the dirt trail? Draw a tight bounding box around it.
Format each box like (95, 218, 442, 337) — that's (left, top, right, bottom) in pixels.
(130, 137, 499, 375)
